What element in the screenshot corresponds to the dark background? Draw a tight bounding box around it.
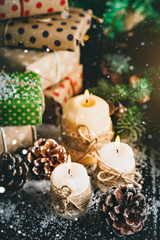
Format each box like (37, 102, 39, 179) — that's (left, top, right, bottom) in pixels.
(1, 1, 160, 239)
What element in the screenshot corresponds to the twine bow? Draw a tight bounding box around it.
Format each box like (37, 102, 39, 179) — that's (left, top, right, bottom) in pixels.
(54, 185, 83, 215)
(51, 184, 91, 216)
(61, 121, 114, 165)
(97, 159, 142, 189)
(76, 125, 100, 162)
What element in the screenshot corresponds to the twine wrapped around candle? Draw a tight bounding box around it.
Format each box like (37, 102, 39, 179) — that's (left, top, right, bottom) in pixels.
(50, 182, 91, 218)
(97, 159, 142, 192)
(61, 120, 114, 165)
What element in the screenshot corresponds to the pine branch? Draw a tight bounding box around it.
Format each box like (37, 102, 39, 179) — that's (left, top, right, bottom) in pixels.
(103, 0, 156, 39)
(103, 54, 130, 74)
(89, 77, 152, 104)
(115, 105, 146, 141)
(130, 77, 152, 103)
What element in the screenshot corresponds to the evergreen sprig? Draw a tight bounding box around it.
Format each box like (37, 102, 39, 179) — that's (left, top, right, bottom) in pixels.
(103, 0, 155, 39)
(89, 77, 152, 141)
(116, 105, 146, 141)
(130, 78, 152, 102)
(104, 54, 130, 74)
(89, 77, 152, 104)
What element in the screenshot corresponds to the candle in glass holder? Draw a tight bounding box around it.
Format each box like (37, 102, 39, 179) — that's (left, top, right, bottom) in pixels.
(50, 155, 91, 219)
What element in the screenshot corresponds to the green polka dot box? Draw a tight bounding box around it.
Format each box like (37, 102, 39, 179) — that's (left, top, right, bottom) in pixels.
(0, 72, 43, 127)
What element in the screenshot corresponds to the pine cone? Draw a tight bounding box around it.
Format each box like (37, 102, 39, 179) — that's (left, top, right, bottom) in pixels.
(27, 138, 67, 180)
(102, 186, 147, 237)
(0, 152, 28, 196)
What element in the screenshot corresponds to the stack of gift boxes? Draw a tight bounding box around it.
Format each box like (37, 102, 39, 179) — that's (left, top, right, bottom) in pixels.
(0, 0, 92, 153)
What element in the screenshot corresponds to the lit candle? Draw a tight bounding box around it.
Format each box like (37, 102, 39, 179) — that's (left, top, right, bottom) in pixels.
(98, 135, 135, 173)
(62, 89, 111, 135)
(50, 155, 91, 219)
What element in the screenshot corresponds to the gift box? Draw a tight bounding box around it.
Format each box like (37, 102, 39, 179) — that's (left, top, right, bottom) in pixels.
(0, 0, 69, 20)
(0, 46, 80, 89)
(0, 8, 92, 51)
(43, 64, 83, 124)
(0, 72, 44, 127)
(44, 64, 83, 106)
(0, 125, 37, 153)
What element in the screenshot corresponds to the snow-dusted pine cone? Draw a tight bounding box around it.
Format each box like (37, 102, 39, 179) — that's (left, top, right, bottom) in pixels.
(0, 152, 28, 196)
(27, 138, 67, 180)
(101, 186, 147, 237)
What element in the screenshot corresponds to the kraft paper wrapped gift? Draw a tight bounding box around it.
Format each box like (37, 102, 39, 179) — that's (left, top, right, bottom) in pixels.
(43, 64, 83, 124)
(0, 8, 92, 51)
(0, 72, 44, 127)
(44, 64, 83, 106)
(0, 0, 69, 20)
(0, 46, 80, 89)
(0, 125, 37, 154)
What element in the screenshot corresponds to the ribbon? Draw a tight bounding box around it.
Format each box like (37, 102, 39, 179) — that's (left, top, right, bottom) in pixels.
(0, 127, 7, 152)
(20, 0, 25, 17)
(51, 184, 91, 216)
(97, 159, 142, 189)
(53, 51, 61, 85)
(65, 77, 76, 96)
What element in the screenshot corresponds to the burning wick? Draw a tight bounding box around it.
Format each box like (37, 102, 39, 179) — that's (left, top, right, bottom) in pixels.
(84, 89, 89, 104)
(67, 154, 72, 177)
(115, 135, 120, 154)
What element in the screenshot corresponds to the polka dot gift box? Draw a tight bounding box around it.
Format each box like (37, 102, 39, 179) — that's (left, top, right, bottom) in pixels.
(0, 72, 44, 127)
(0, 0, 69, 20)
(44, 64, 83, 108)
(0, 46, 80, 90)
(0, 8, 92, 51)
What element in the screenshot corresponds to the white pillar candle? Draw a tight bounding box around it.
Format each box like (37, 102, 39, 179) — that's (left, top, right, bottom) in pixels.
(52, 163, 90, 193)
(62, 89, 110, 135)
(51, 155, 91, 219)
(99, 136, 135, 173)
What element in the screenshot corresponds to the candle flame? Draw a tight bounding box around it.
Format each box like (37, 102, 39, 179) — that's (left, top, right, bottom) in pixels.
(67, 154, 72, 176)
(84, 89, 89, 103)
(115, 135, 120, 153)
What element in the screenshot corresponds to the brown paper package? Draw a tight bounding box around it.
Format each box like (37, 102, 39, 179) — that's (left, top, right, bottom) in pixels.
(0, 8, 92, 51)
(0, 125, 37, 154)
(43, 64, 83, 124)
(0, 46, 80, 89)
(0, 0, 69, 20)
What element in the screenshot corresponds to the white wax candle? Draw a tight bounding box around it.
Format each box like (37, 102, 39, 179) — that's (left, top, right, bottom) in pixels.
(51, 162, 90, 194)
(99, 140, 135, 173)
(62, 90, 110, 135)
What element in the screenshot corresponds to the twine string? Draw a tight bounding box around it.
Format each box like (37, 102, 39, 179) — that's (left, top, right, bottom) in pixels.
(51, 184, 91, 215)
(76, 125, 100, 162)
(62, 121, 114, 164)
(0, 127, 7, 152)
(97, 158, 142, 189)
